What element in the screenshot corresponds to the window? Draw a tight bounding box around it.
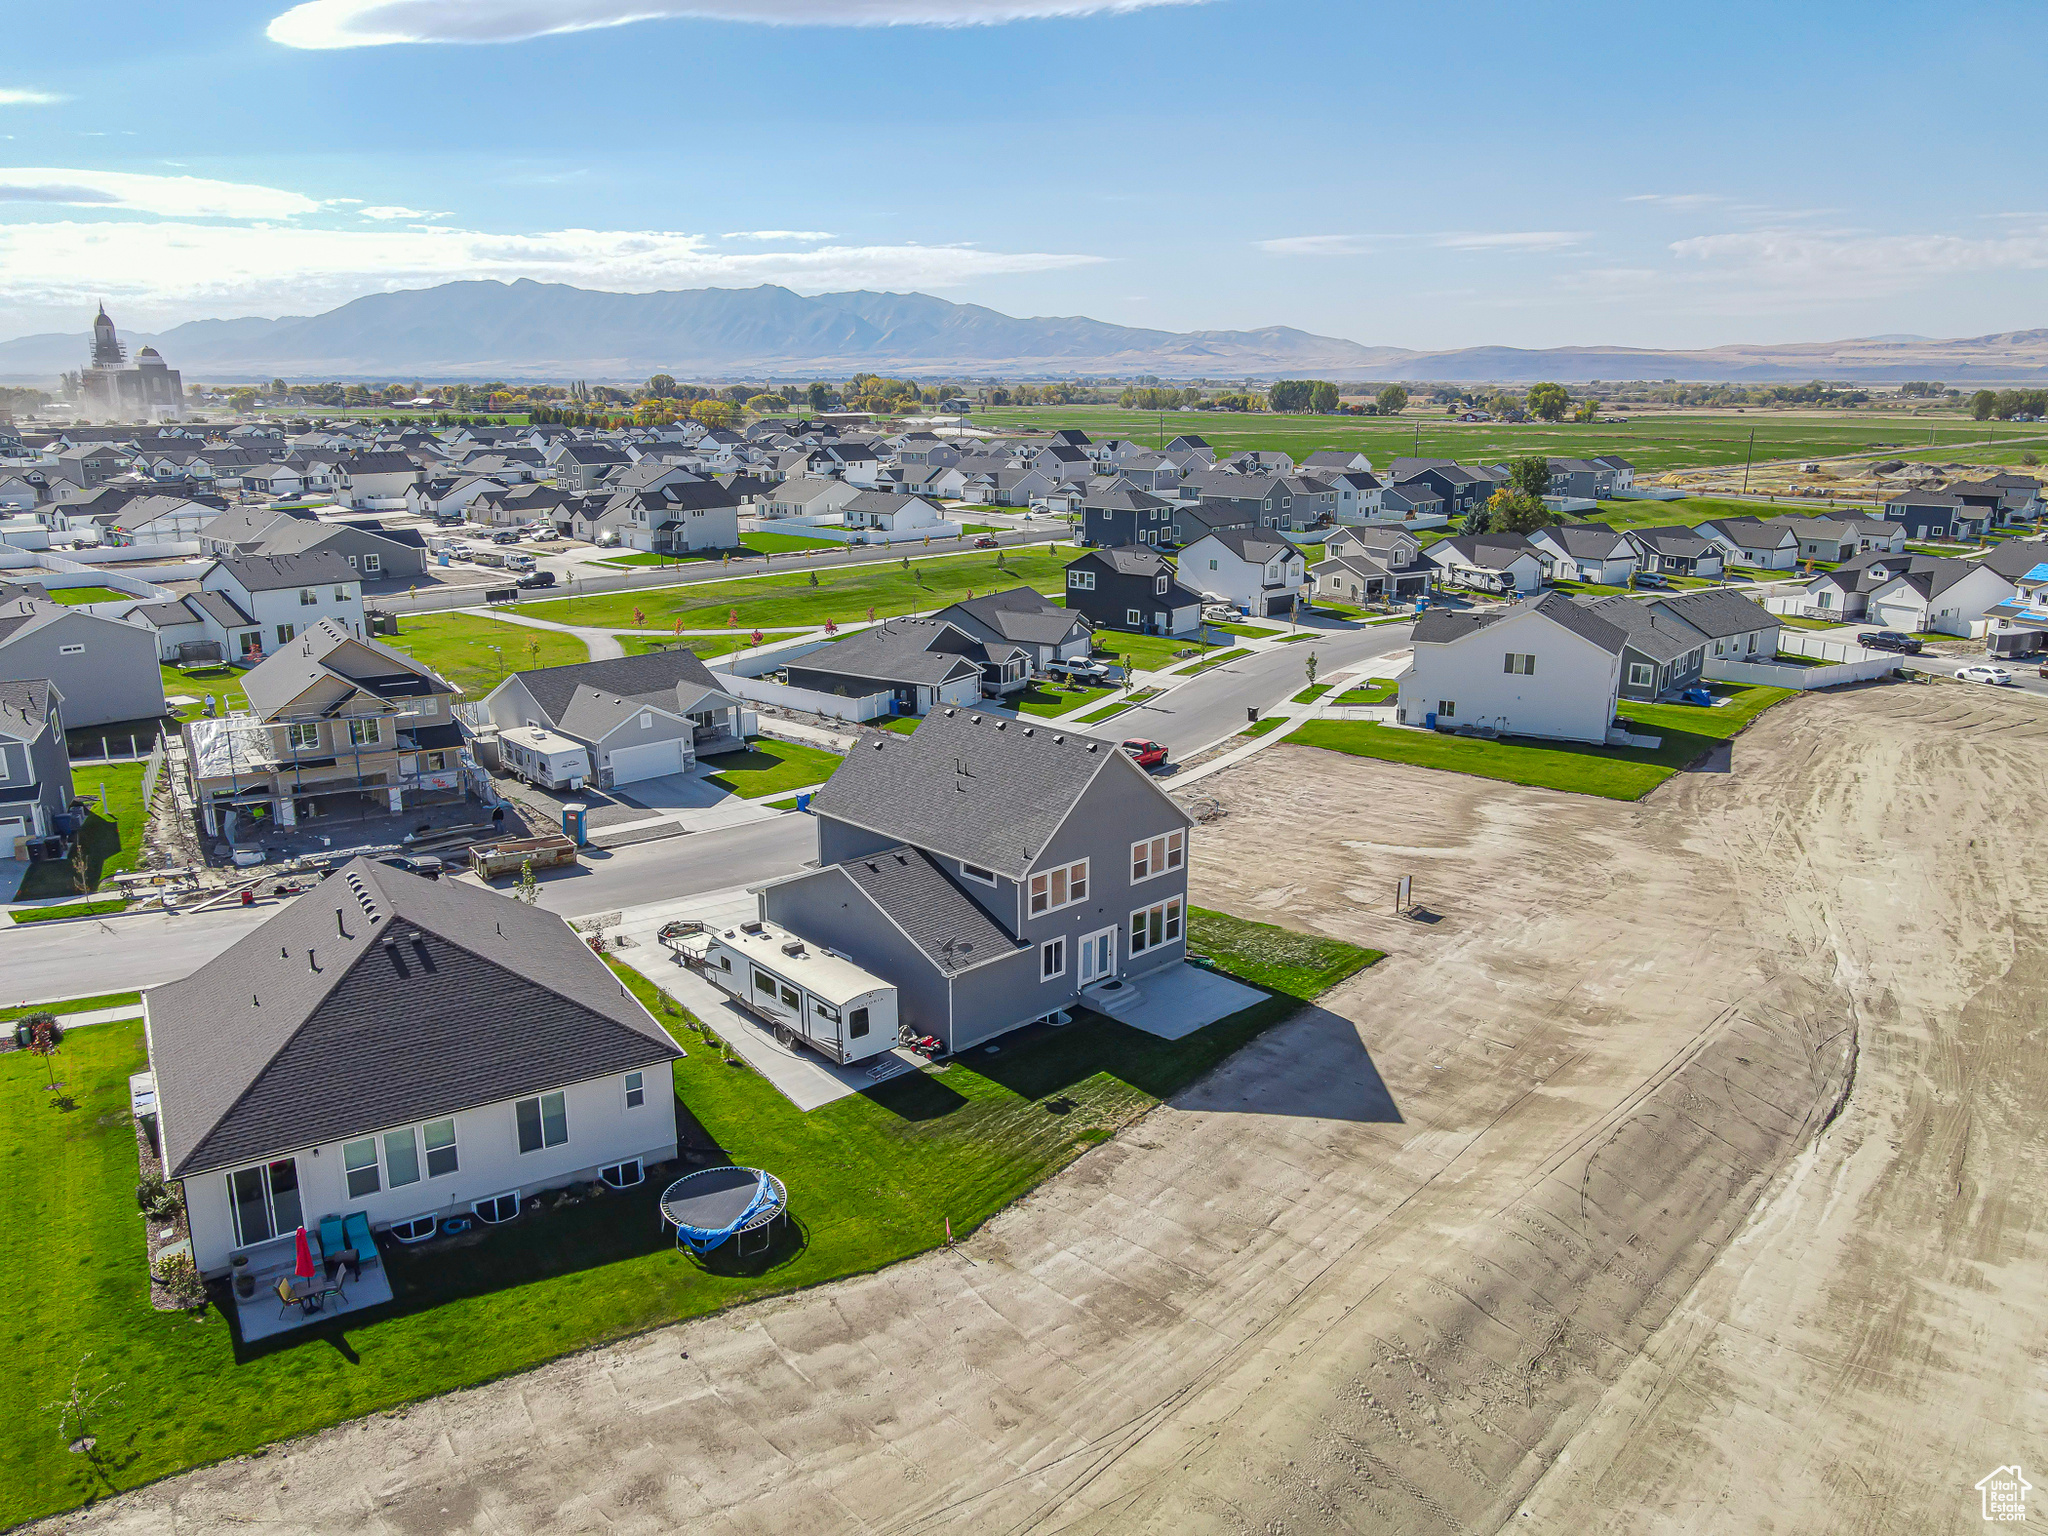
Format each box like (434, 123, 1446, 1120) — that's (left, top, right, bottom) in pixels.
(59, 643, 85, 656)
(600, 1159, 644, 1189)
(348, 718, 382, 747)
(1131, 829, 1185, 883)
(423, 1118, 458, 1177)
(1040, 935, 1067, 981)
(1154, 574, 1168, 595)
(387, 1215, 439, 1244)
(848, 1006, 870, 1038)
(275, 624, 295, 646)
(335, 585, 351, 601)
(1437, 700, 1456, 719)
(960, 861, 996, 886)
(345, 555, 358, 568)
(384, 1126, 421, 1187)
(363, 554, 381, 574)
(286, 722, 319, 750)
(1129, 896, 1183, 956)
(639, 711, 653, 729)
(625, 1070, 645, 1109)
(1503, 653, 1536, 675)
(227, 1158, 302, 1247)
(473, 1191, 521, 1224)
(1068, 570, 1095, 590)
(1208, 559, 1218, 570)
(1028, 858, 1088, 916)
(515, 1091, 568, 1153)
(754, 967, 776, 997)
(1628, 663, 1655, 688)
(1126, 608, 1142, 625)
(343, 1137, 381, 1198)
(300, 588, 317, 605)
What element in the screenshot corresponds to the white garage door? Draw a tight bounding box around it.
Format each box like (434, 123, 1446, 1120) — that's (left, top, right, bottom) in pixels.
(0, 817, 28, 856)
(1869, 602, 1920, 632)
(606, 738, 686, 785)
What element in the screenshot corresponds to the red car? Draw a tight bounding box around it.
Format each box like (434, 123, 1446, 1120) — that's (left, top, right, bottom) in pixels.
(1121, 739, 1168, 769)
(972, 534, 999, 548)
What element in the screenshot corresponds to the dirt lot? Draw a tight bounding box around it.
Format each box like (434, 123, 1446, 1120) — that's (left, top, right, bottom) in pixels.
(44, 680, 2047, 1535)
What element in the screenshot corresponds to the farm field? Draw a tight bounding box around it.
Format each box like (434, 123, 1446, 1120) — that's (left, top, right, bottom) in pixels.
(967, 405, 2048, 476)
(378, 611, 590, 695)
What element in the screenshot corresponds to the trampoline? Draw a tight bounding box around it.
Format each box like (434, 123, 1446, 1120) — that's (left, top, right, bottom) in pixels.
(658, 1166, 788, 1257)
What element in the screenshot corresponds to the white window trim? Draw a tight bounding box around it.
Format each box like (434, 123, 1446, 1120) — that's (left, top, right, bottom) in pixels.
(1028, 858, 1089, 917)
(625, 1070, 645, 1109)
(959, 861, 997, 886)
(342, 1136, 381, 1198)
(59, 643, 85, 656)
(515, 1090, 568, 1154)
(1129, 895, 1184, 956)
(348, 717, 383, 747)
(1628, 663, 1655, 687)
(422, 1117, 458, 1178)
(1041, 935, 1067, 981)
(473, 1190, 521, 1224)
(1130, 826, 1187, 885)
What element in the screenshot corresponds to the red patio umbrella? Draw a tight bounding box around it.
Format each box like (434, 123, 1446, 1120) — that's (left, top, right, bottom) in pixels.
(294, 1225, 316, 1280)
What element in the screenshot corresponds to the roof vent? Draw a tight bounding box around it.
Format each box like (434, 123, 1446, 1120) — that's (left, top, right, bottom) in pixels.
(1021, 727, 1033, 737)
(740, 920, 764, 934)
(780, 939, 806, 957)
(1053, 735, 1065, 744)
(874, 739, 885, 749)
(944, 707, 956, 716)
(995, 719, 1007, 730)
(1087, 742, 1099, 752)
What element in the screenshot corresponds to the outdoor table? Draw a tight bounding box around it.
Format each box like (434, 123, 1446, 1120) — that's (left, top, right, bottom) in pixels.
(289, 1275, 344, 1314)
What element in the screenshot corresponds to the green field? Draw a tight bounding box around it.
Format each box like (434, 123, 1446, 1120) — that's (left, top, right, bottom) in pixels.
(622, 633, 762, 659)
(1289, 682, 1797, 800)
(739, 530, 843, 554)
(968, 405, 2048, 477)
(517, 550, 1071, 632)
(160, 663, 248, 722)
(379, 612, 590, 696)
(45, 585, 132, 606)
(20, 762, 149, 900)
(700, 737, 845, 798)
(0, 915, 1376, 1527)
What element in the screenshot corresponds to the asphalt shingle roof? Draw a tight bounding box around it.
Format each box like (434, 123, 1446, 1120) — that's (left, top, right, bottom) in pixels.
(834, 846, 1021, 976)
(511, 649, 721, 724)
(147, 858, 682, 1177)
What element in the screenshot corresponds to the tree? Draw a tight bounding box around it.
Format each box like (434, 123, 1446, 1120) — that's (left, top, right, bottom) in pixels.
(512, 858, 540, 905)
(745, 394, 787, 415)
(24, 1013, 62, 1093)
(1309, 381, 1341, 414)
(1485, 487, 1558, 535)
(1267, 380, 1314, 413)
(1509, 455, 1551, 501)
(1304, 650, 1319, 689)
(1971, 390, 1999, 421)
(644, 374, 677, 399)
(1526, 382, 1571, 422)
(805, 382, 832, 413)
(1376, 384, 1409, 416)
(690, 399, 734, 429)
(1574, 396, 1602, 423)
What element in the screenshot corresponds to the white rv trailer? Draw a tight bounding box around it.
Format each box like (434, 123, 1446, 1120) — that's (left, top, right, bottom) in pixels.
(498, 725, 591, 791)
(702, 919, 899, 1066)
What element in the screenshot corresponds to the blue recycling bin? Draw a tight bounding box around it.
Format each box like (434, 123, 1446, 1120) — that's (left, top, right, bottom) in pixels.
(562, 804, 588, 846)
(795, 793, 813, 814)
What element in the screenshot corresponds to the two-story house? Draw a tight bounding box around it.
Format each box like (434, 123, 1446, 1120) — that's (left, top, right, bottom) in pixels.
(1394, 592, 1628, 743)
(146, 858, 684, 1277)
(1082, 486, 1181, 548)
(0, 581, 165, 727)
(1527, 522, 1640, 585)
(1179, 528, 1307, 617)
(0, 678, 75, 857)
(1063, 546, 1204, 635)
(763, 708, 1195, 1053)
(331, 452, 425, 508)
(203, 552, 365, 660)
(183, 619, 472, 838)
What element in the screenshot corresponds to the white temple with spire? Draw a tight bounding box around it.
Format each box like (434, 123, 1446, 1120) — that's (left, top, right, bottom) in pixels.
(79, 304, 185, 421)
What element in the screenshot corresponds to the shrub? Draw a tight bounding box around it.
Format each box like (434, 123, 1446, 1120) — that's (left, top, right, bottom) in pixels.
(136, 1174, 182, 1220)
(155, 1253, 206, 1309)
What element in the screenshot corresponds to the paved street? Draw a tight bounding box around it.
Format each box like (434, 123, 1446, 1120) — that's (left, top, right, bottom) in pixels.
(371, 524, 1069, 614)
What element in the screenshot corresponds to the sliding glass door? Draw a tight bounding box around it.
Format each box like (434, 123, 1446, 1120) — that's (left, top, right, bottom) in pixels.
(227, 1157, 303, 1246)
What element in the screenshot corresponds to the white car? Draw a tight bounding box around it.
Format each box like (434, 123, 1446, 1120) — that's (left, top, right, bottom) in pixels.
(1955, 665, 2014, 686)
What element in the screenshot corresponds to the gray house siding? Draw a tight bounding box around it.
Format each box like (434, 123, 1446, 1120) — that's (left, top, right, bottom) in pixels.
(814, 813, 904, 867)
(948, 948, 1053, 1051)
(0, 614, 164, 728)
(760, 867, 960, 1044)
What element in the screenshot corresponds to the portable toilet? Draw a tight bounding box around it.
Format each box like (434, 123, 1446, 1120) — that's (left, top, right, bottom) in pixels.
(562, 804, 588, 846)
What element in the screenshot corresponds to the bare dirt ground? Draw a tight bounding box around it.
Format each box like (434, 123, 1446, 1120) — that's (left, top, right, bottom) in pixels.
(42, 680, 2047, 1535)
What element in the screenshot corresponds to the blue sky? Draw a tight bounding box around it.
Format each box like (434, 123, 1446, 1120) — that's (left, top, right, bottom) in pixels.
(1, 0, 2042, 351)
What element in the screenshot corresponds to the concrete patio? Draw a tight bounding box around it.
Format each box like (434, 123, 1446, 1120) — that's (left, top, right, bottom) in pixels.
(1086, 961, 1267, 1041)
(227, 1227, 394, 1345)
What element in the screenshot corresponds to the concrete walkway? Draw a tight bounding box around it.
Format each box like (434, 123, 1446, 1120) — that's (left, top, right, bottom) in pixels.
(477, 607, 625, 660)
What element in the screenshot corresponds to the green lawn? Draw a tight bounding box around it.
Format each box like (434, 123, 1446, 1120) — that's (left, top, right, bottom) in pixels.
(622, 634, 764, 660)
(1076, 688, 1159, 724)
(160, 664, 247, 722)
(515, 551, 1072, 632)
(0, 914, 1376, 1527)
(1090, 630, 1220, 673)
(970, 405, 2048, 476)
(378, 612, 590, 697)
(0, 990, 142, 1023)
(590, 550, 719, 568)
(1213, 622, 1283, 639)
(1293, 684, 1332, 703)
(740, 530, 842, 554)
(872, 714, 921, 735)
(1289, 682, 1797, 801)
(1009, 682, 1114, 718)
(1332, 680, 1398, 706)
(20, 762, 149, 899)
(701, 738, 845, 798)
(1181, 647, 1251, 675)
(1775, 613, 1847, 631)
(9, 897, 128, 925)
(45, 585, 132, 606)
(1239, 716, 1290, 738)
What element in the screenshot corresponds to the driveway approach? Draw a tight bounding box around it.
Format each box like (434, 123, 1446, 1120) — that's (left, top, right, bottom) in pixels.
(52, 679, 2048, 1534)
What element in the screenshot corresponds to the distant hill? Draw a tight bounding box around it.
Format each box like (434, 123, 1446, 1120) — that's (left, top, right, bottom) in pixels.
(1, 280, 2044, 383)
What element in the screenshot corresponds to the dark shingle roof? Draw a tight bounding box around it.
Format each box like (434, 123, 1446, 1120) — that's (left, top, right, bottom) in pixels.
(147, 858, 682, 1177)
(1415, 590, 1627, 655)
(0, 678, 56, 737)
(834, 846, 1022, 976)
(811, 706, 1185, 879)
(934, 588, 1089, 646)
(511, 648, 721, 723)
(211, 551, 357, 592)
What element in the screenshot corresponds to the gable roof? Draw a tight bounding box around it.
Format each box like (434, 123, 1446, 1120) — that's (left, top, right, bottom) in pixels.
(932, 587, 1090, 646)
(810, 705, 1189, 879)
(1414, 589, 1627, 655)
(241, 618, 456, 718)
(505, 647, 723, 725)
(210, 550, 357, 592)
(147, 858, 682, 1177)
(792, 618, 990, 688)
(0, 677, 58, 740)
(832, 846, 1022, 976)
(1187, 526, 1298, 563)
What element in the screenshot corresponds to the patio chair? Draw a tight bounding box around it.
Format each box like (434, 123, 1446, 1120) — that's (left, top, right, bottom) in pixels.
(319, 1215, 346, 1275)
(274, 1276, 318, 1319)
(344, 1212, 378, 1269)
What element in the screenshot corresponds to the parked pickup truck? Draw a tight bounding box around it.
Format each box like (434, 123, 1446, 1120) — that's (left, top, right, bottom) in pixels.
(1048, 657, 1114, 683)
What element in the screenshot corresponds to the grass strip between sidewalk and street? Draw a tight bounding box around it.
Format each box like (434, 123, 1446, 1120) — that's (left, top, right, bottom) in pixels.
(9, 897, 128, 925)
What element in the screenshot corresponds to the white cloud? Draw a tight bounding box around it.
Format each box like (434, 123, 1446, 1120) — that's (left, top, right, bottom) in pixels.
(1433, 230, 1586, 251)
(0, 89, 66, 107)
(357, 204, 447, 220)
(0, 219, 1105, 325)
(268, 0, 1205, 48)
(1670, 226, 2048, 300)
(1624, 192, 1726, 208)
(0, 168, 319, 220)
(723, 229, 835, 241)
(1256, 234, 1373, 257)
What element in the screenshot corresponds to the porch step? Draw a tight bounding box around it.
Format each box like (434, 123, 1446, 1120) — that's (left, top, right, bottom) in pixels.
(1082, 978, 1144, 1017)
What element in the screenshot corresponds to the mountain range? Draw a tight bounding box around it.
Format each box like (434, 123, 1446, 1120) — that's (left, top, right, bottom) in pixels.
(2, 279, 2045, 384)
